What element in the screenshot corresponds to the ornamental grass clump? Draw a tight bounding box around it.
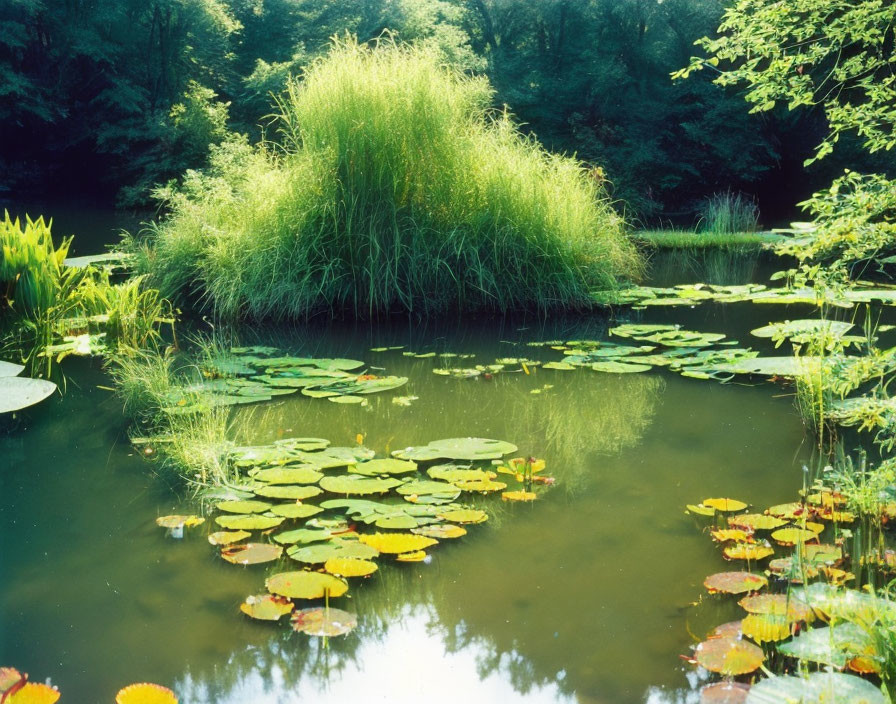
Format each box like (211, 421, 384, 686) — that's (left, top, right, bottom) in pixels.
(140, 38, 640, 318)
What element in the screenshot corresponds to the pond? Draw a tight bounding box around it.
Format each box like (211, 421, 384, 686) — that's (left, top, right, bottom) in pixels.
(1, 215, 823, 702)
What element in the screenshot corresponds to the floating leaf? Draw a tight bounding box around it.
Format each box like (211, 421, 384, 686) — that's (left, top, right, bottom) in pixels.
(502, 491, 537, 502)
(396, 550, 427, 562)
(358, 532, 437, 554)
(269, 503, 323, 519)
(287, 539, 379, 564)
(744, 672, 884, 704)
(319, 475, 403, 495)
(438, 508, 487, 524)
(324, 557, 378, 578)
(687, 504, 715, 516)
(393, 438, 517, 461)
(741, 613, 793, 643)
(291, 607, 357, 636)
(766, 502, 807, 519)
(0, 360, 24, 377)
(115, 683, 177, 704)
(411, 524, 467, 539)
(396, 479, 460, 496)
(266, 571, 348, 599)
(778, 624, 876, 669)
(703, 572, 767, 595)
(727, 514, 787, 531)
(694, 637, 763, 675)
(239, 594, 294, 620)
(208, 530, 251, 546)
(250, 466, 323, 485)
(273, 528, 336, 545)
(771, 527, 817, 546)
(0, 377, 57, 414)
(710, 529, 752, 543)
(155, 515, 204, 529)
(428, 465, 494, 483)
(328, 395, 368, 404)
(542, 362, 575, 370)
(751, 319, 853, 341)
(215, 500, 272, 514)
(220, 542, 283, 565)
(214, 515, 284, 530)
(738, 594, 814, 622)
(454, 479, 507, 493)
(703, 498, 747, 512)
(350, 458, 418, 476)
(723, 543, 774, 561)
(253, 485, 322, 500)
(591, 361, 652, 373)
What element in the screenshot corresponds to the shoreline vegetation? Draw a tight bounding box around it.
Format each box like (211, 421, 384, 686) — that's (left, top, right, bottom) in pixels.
(129, 39, 641, 320)
(634, 229, 786, 251)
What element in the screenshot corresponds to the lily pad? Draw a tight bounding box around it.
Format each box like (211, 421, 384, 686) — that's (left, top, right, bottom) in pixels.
(438, 508, 488, 524)
(324, 557, 378, 578)
(208, 530, 252, 546)
(741, 613, 793, 643)
(220, 542, 283, 565)
(703, 572, 768, 595)
(269, 503, 323, 519)
(744, 672, 884, 704)
(700, 682, 749, 704)
(287, 539, 379, 564)
(215, 500, 273, 514)
(0, 376, 57, 414)
(777, 624, 876, 669)
(350, 458, 418, 476)
(591, 361, 652, 373)
(155, 515, 205, 529)
(0, 360, 24, 377)
(392, 437, 518, 461)
(694, 637, 763, 675)
(751, 319, 853, 342)
(273, 528, 336, 545)
(250, 466, 323, 485)
(728, 514, 787, 531)
(115, 683, 177, 704)
(239, 594, 294, 620)
(291, 607, 358, 636)
(320, 475, 403, 495)
(411, 524, 467, 539)
(703, 498, 747, 512)
(738, 594, 814, 621)
(427, 465, 494, 483)
(358, 532, 438, 554)
(502, 490, 537, 502)
(266, 571, 348, 599)
(723, 543, 774, 561)
(214, 515, 285, 530)
(253, 485, 323, 500)
(771, 527, 817, 546)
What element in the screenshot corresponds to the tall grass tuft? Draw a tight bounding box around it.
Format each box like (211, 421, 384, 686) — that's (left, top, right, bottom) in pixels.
(139, 38, 641, 318)
(697, 191, 760, 236)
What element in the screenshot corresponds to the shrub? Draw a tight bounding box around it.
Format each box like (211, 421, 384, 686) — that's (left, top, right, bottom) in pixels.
(138, 38, 641, 318)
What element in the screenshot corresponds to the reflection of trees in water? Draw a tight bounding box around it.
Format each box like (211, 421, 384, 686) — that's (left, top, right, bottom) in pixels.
(648, 249, 764, 286)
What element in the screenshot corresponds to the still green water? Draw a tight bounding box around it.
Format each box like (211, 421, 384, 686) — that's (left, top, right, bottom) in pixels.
(1, 222, 816, 703)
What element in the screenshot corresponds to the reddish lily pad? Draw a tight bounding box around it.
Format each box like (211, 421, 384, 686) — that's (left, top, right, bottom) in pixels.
(694, 637, 763, 675)
(220, 542, 284, 565)
(291, 607, 358, 636)
(703, 572, 768, 595)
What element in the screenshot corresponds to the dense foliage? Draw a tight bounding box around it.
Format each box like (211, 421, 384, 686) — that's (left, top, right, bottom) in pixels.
(1, 0, 857, 221)
(137, 40, 639, 318)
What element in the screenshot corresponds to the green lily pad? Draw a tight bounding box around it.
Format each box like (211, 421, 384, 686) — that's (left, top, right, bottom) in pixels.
(250, 465, 323, 484)
(287, 539, 379, 564)
(273, 437, 330, 451)
(269, 503, 323, 519)
(744, 672, 884, 704)
(215, 514, 285, 530)
(591, 361, 652, 373)
(350, 458, 418, 476)
(266, 571, 348, 598)
(542, 362, 576, 370)
(273, 528, 336, 545)
(302, 376, 408, 397)
(392, 437, 518, 461)
(709, 356, 825, 377)
(319, 475, 403, 495)
(396, 479, 461, 496)
(215, 500, 273, 514)
(328, 395, 368, 404)
(208, 530, 252, 546)
(0, 376, 58, 413)
(427, 465, 493, 483)
(751, 319, 854, 342)
(778, 624, 876, 669)
(253, 485, 323, 500)
(610, 324, 679, 338)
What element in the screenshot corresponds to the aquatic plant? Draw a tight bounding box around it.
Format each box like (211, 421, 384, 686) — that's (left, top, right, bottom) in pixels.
(136, 38, 641, 318)
(697, 191, 760, 236)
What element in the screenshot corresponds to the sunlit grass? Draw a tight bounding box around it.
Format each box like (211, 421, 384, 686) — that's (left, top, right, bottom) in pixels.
(137, 38, 641, 318)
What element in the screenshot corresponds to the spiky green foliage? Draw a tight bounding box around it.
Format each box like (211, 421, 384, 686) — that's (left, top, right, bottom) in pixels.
(137, 38, 641, 318)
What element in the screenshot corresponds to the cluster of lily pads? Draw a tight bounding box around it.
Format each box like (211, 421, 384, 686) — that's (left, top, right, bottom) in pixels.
(155, 436, 552, 637)
(0, 667, 177, 703)
(593, 280, 896, 310)
(0, 359, 56, 415)
(683, 491, 896, 703)
(161, 346, 409, 413)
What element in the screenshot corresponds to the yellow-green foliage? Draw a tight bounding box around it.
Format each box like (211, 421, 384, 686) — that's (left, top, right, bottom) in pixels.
(141, 38, 641, 318)
(1, 211, 76, 315)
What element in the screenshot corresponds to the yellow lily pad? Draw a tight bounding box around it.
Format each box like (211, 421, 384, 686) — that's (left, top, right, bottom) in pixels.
(771, 527, 817, 546)
(703, 498, 748, 512)
(155, 515, 204, 529)
(437, 508, 487, 524)
(727, 513, 787, 531)
(686, 504, 715, 516)
(7, 683, 61, 704)
(502, 491, 537, 502)
(324, 557, 378, 578)
(115, 683, 178, 704)
(358, 532, 437, 554)
(220, 542, 283, 565)
(215, 515, 284, 530)
(738, 594, 814, 622)
(694, 637, 763, 675)
(208, 530, 252, 546)
(266, 571, 348, 599)
(396, 550, 427, 562)
(239, 594, 295, 620)
(723, 543, 774, 561)
(710, 529, 752, 543)
(741, 613, 793, 643)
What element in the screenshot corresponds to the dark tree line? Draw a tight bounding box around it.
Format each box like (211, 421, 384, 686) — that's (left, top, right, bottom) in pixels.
(1, 0, 881, 222)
